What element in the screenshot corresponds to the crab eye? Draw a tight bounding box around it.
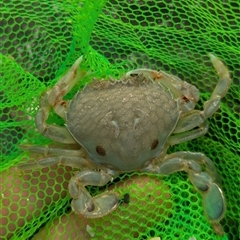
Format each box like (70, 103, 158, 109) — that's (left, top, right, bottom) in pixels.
(96, 145, 106, 156)
(150, 139, 159, 150)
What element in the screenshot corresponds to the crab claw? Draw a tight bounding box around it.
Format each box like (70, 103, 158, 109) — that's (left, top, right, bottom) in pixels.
(68, 170, 119, 218)
(71, 192, 119, 218)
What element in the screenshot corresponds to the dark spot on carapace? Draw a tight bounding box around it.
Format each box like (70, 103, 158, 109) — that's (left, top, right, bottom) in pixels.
(151, 139, 159, 150)
(96, 145, 106, 156)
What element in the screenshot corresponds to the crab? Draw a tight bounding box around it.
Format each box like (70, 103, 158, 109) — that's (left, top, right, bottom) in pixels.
(18, 54, 231, 234)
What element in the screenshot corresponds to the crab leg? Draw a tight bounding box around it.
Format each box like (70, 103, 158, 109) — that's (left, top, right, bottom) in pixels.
(17, 156, 92, 170)
(126, 54, 231, 138)
(19, 144, 86, 157)
(160, 151, 221, 183)
(46, 56, 87, 119)
(35, 93, 76, 144)
(69, 170, 119, 218)
(204, 53, 232, 117)
(168, 121, 209, 145)
(35, 56, 88, 144)
(171, 54, 231, 134)
(144, 151, 226, 234)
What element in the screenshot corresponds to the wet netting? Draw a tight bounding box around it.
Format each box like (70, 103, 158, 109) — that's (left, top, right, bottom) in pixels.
(1, 1, 239, 239)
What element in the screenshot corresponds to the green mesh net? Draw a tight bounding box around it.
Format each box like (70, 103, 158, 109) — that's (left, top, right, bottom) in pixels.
(1, 0, 239, 239)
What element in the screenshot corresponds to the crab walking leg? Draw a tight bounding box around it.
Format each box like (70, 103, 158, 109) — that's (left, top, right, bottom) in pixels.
(17, 156, 92, 171)
(161, 151, 221, 184)
(35, 56, 88, 143)
(19, 144, 86, 157)
(69, 170, 119, 217)
(35, 90, 77, 144)
(172, 54, 232, 133)
(47, 56, 88, 119)
(144, 151, 226, 225)
(204, 53, 232, 118)
(168, 121, 209, 145)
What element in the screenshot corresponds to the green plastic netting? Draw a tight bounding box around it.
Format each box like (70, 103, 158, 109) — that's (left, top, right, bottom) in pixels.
(1, 0, 239, 239)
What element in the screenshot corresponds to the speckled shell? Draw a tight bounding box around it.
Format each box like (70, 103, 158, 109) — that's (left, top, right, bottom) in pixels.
(66, 75, 180, 171)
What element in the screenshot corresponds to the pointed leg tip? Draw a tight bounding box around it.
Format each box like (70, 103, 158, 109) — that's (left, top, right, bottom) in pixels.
(208, 53, 218, 62)
(211, 222, 225, 236)
(73, 55, 84, 69)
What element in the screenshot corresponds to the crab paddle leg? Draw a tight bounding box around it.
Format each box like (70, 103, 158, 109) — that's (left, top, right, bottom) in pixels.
(144, 151, 226, 235)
